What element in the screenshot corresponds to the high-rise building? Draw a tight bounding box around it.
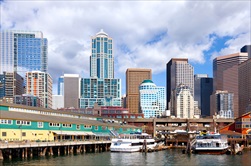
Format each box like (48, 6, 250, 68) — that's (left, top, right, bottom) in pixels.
(210, 90, 234, 119)
(80, 30, 121, 108)
(0, 30, 48, 78)
(194, 74, 213, 117)
(166, 58, 194, 111)
(0, 74, 5, 98)
(170, 84, 195, 118)
(26, 71, 52, 108)
(64, 74, 80, 109)
(90, 29, 113, 79)
(79, 78, 121, 108)
(139, 80, 166, 118)
(239, 57, 251, 116)
(0, 72, 24, 98)
(213, 53, 248, 118)
(126, 68, 152, 114)
(58, 76, 64, 95)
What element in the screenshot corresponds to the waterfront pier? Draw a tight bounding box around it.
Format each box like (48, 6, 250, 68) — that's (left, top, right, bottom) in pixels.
(0, 140, 111, 160)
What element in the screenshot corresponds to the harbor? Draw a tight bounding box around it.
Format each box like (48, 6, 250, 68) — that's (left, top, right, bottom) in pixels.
(1, 134, 250, 160)
(2, 149, 251, 166)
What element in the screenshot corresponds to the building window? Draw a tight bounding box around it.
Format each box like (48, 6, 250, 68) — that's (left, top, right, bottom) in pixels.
(38, 122, 43, 128)
(94, 126, 98, 130)
(0, 119, 12, 124)
(16, 120, 31, 126)
(62, 124, 72, 128)
(76, 125, 80, 130)
(49, 123, 60, 127)
(22, 132, 26, 137)
(84, 125, 92, 129)
(2, 132, 7, 137)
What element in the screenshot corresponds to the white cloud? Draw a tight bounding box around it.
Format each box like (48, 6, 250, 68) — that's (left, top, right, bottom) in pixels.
(1, 0, 250, 94)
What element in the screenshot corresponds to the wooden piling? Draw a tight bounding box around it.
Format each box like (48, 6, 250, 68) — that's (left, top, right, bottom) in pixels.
(9, 149, 12, 159)
(30, 148, 33, 158)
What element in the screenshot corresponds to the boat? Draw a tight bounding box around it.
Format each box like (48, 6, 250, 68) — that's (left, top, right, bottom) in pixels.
(191, 132, 229, 154)
(110, 133, 157, 152)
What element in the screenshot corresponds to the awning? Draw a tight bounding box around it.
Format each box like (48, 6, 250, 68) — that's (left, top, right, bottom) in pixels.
(51, 131, 94, 136)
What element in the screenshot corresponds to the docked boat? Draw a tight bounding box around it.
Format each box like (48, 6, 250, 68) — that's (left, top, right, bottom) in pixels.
(191, 133, 229, 154)
(110, 133, 157, 152)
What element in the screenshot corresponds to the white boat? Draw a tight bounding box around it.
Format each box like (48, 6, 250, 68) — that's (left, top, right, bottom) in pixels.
(191, 133, 229, 154)
(110, 133, 157, 152)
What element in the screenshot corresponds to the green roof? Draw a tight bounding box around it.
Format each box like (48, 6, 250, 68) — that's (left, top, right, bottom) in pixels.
(142, 80, 153, 83)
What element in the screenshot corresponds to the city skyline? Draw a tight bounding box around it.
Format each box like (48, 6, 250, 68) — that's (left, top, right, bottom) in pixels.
(1, 0, 251, 95)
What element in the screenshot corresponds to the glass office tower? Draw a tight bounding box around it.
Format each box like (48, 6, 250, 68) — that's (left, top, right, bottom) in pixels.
(90, 29, 114, 79)
(0, 30, 48, 78)
(80, 30, 121, 108)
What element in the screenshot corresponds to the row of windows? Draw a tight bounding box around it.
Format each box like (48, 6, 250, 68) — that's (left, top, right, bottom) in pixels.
(16, 120, 31, 126)
(0, 120, 110, 131)
(0, 119, 12, 124)
(62, 124, 72, 128)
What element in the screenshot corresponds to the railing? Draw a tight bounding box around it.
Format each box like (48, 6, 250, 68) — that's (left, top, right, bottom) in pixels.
(110, 130, 119, 137)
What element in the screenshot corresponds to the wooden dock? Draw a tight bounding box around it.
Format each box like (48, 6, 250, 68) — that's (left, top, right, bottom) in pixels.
(0, 140, 111, 160)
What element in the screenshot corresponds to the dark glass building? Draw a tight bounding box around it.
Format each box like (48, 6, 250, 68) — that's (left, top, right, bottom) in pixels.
(194, 74, 213, 117)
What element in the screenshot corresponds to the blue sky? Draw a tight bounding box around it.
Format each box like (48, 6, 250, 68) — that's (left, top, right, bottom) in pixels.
(0, 0, 250, 95)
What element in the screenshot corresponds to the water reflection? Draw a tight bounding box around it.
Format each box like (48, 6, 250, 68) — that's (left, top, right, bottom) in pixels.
(2, 149, 251, 166)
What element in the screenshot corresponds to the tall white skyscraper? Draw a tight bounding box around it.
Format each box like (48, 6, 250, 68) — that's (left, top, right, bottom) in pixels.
(166, 58, 194, 111)
(90, 29, 114, 79)
(0, 30, 48, 78)
(139, 80, 166, 118)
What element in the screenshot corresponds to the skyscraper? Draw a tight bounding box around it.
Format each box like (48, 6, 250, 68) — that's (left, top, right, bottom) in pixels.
(139, 80, 166, 118)
(126, 68, 152, 114)
(210, 90, 234, 118)
(64, 74, 80, 109)
(0, 72, 24, 98)
(166, 58, 194, 111)
(213, 53, 248, 118)
(58, 76, 64, 95)
(0, 30, 48, 78)
(194, 74, 213, 117)
(239, 57, 251, 116)
(90, 29, 113, 79)
(80, 30, 121, 108)
(26, 71, 52, 108)
(170, 84, 195, 118)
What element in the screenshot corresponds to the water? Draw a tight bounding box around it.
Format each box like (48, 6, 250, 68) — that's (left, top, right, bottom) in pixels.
(1, 149, 251, 166)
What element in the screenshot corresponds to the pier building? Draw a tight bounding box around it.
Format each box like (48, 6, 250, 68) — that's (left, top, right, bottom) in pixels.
(0, 102, 141, 142)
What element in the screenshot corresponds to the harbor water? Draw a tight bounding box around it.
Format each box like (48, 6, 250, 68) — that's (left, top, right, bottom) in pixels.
(1, 149, 251, 166)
